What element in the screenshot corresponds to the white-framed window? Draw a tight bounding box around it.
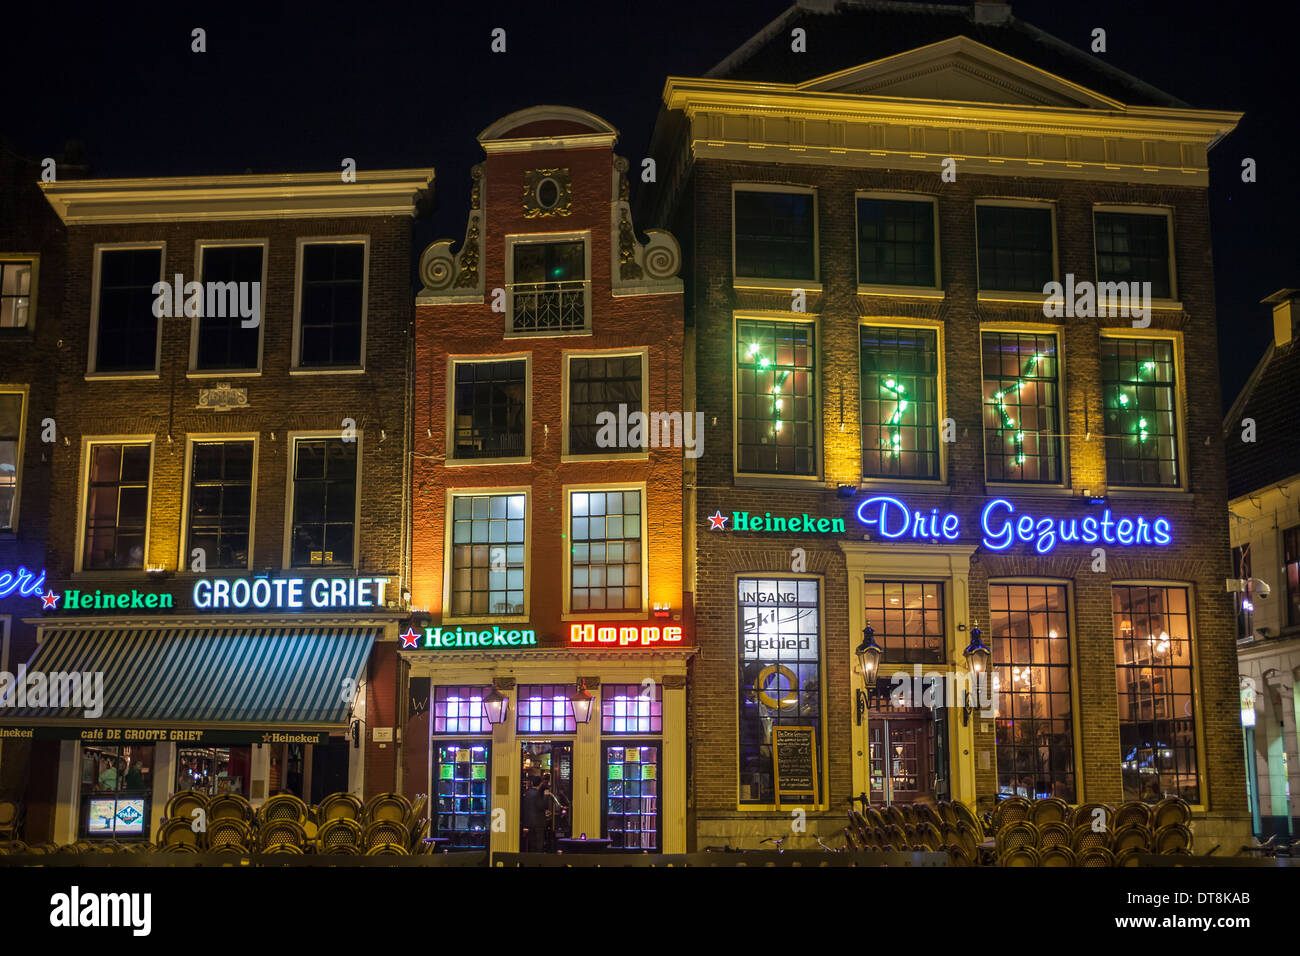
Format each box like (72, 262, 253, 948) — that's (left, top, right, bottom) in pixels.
(859, 321, 944, 482)
(1093, 206, 1176, 301)
(980, 327, 1064, 484)
(505, 232, 591, 336)
(732, 183, 818, 287)
(180, 435, 257, 571)
(88, 243, 165, 378)
(0, 386, 27, 532)
(447, 354, 530, 464)
(190, 240, 267, 375)
(562, 348, 648, 460)
(291, 236, 369, 372)
(0, 255, 37, 330)
(563, 484, 647, 617)
(975, 201, 1057, 295)
(734, 315, 819, 478)
(855, 192, 940, 291)
(284, 433, 360, 568)
(444, 489, 529, 621)
(76, 437, 155, 571)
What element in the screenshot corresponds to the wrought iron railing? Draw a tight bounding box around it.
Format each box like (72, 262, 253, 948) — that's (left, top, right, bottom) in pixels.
(508, 280, 589, 334)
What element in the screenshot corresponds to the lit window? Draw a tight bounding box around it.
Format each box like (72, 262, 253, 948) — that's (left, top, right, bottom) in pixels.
(83, 443, 151, 570)
(433, 686, 493, 735)
(982, 331, 1061, 482)
(1101, 337, 1178, 487)
(570, 489, 642, 611)
(736, 319, 816, 475)
(517, 684, 576, 734)
(601, 683, 663, 734)
(449, 493, 526, 616)
(860, 326, 939, 479)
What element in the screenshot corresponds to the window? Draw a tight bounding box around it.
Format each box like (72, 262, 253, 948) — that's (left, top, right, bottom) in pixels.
(976, 205, 1054, 292)
(93, 247, 162, 373)
(80, 743, 154, 839)
(1285, 528, 1300, 629)
(568, 354, 643, 456)
(187, 440, 253, 569)
(195, 244, 262, 370)
(0, 391, 24, 531)
(990, 584, 1075, 802)
(738, 578, 822, 805)
(860, 326, 940, 479)
(1095, 210, 1173, 299)
(452, 359, 527, 460)
(175, 746, 252, 797)
(733, 189, 816, 282)
(982, 331, 1062, 483)
(857, 197, 937, 287)
(433, 743, 490, 850)
(864, 581, 944, 664)
(517, 684, 577, 734)
(1113, 584, 1199, 804)
(0, 259, 34, 329)
(509, 239, 588, 334)
(82, 442, 151, 570)
(433, 686, 493, 735)
(736, 319, 816, 475)
(604, 744, 660, 851)
(289, 438, 356, 567)
(297, 242, 365, 368)
(570, 489, 642, 612)
(449, 493, 526, 617)
(1101, 337, 1179, 487)
(601, 683, 663, 734)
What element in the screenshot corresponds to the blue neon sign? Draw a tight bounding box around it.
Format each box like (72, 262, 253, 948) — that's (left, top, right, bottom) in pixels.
(854, 496, 1172, 554)
(0, 566, 46, 600)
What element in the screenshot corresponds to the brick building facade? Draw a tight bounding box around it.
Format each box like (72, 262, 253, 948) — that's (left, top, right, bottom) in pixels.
(0, 168, 431, 842)
(405, 106, 690, 852)
(646, 2, 1249, 849)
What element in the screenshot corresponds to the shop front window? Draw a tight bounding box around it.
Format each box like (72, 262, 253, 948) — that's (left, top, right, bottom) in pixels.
(81, 744, 153, 839)
(433, 743, 490, 850)
(738, 577, 822, 806)
(990, 584, 1075, 801)
(1113, 584, 1199, 803)
(517, 684, 577, 734)
(434, 685, 493, 734)
(604, 743, 659, 851)
(175, 746, 251, 797)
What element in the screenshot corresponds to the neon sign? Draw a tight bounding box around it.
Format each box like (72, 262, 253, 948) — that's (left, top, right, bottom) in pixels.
(569, 623, 683, 647)
(707, 510, 846, 533)
(411, 626, 538, 649)
(856, 496, 961, 541)
(0, 566, 46, 600)
(980, 498, 1171, 554)
(193, 576, 389, 611)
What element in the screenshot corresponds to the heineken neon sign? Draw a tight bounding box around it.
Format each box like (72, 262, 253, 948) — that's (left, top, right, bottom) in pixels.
(402, 626, 538, 649)
(707, 510, 845, 534)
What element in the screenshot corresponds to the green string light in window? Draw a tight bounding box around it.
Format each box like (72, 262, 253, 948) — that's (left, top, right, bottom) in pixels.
(1115, 358, 1159, 443)
(989, 352, 1044, 466)
(881, 377, 907, 457)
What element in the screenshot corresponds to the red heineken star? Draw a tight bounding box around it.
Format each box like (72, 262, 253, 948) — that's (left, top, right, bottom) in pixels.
(41, 590, 60, 609)
(708, 510, 729, 531)
(399, 628, 422, 648)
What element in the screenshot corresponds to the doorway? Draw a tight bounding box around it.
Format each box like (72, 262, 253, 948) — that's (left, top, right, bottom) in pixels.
(869, 719, 930, 803)
(519, 740, 572, 851)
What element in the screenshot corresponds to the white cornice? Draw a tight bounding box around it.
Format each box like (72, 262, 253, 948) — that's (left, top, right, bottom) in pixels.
(40, 169, 435, 225)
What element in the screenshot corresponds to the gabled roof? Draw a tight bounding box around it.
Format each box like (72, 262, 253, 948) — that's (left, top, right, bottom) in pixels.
(477, 106, 618, 153)
(1224, 335, 1300, 501)
(709, 0, 1184, 108)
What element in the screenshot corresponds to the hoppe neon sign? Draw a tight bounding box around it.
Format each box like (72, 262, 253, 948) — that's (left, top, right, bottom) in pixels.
(855, 495, 1172, 554)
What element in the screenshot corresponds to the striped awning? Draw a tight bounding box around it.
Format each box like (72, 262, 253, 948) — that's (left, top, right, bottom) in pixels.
(1, 625, 378, 725)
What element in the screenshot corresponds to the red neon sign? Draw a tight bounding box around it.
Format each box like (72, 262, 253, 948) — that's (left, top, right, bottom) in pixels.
(569, 623, 683, 647)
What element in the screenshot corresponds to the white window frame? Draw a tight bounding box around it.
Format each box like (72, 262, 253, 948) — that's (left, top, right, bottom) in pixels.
(74, 435, 156, 573)
(178, 433, 260, 573)
(0, 254, 39, 331)
(561, 481, 650, 619)
(732, 183, 821, 292)
(442, 486, 532, 625)
(973, 199, 1058, 303)
(188, 239, 268, 377)
(290, 236, 370, 374)
(282, 430, 363, 570)
(854, 191, 942, 298)
(857, 317, 948, 487)
(1098, 328, 1189, 494)
(561, 347, 650, 462)
(0, 385, 29, 533)
(87, 242, 166, 380)
(1091, 205, 1180, 307)
(978, 322, 1070, 491)
(732, 312, 823, 485)
(504, 231, 592, 337)
(445, 353, 532, 467)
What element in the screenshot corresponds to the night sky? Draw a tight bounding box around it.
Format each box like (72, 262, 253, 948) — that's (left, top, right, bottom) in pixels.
(8, 0, 1292, 410)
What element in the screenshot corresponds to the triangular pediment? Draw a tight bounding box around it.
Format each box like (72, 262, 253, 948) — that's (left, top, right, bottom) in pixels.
(799, 37, 1125, 110)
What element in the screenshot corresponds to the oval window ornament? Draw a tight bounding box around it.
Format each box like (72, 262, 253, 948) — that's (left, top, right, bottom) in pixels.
(536, 178, 560, 209)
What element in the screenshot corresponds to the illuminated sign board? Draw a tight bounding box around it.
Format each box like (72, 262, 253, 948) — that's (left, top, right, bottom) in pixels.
(1, 566, 46, 600)
(193, 576, 389, 610)
(707, 510, 845, 534)
(855, 495, 1172, 554)
(401, 621, 687, 650)
(403, 626, 538, 649)
(569, 623, 683, 647)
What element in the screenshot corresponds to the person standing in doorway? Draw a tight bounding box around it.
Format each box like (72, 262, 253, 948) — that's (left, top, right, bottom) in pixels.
(521, 774, 548, 852)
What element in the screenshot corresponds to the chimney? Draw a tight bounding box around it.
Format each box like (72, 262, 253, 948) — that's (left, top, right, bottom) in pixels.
(1262, 289, 1299, 348)
(972, 1, 1012, 24)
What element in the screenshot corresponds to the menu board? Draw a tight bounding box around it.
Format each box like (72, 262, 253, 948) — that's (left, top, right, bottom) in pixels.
(772, 725, 819, 805)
